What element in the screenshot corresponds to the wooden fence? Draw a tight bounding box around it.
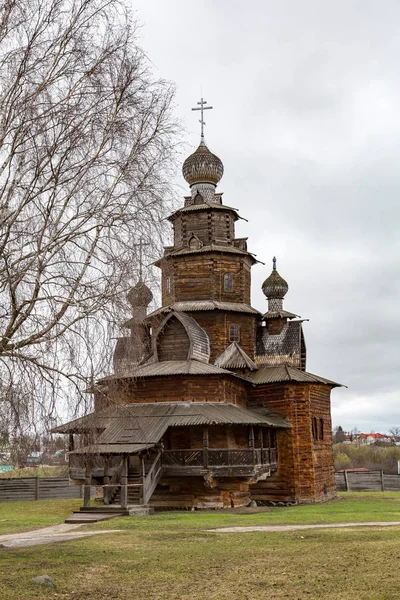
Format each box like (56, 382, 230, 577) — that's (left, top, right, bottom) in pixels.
(0, 477, 83, 502)
(335, 471, 400, 492)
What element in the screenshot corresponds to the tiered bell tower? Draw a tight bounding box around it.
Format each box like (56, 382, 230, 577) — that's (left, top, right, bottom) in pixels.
(153, 99, 260, 361)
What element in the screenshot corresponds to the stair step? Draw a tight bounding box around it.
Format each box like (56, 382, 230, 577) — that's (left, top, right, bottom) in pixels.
(65, 512, 124, 523)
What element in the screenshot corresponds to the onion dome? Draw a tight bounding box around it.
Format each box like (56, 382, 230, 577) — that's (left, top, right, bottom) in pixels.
(182, 140, 224, 187)
(262, 257, 289, 299)
(127, 281, 153, 307)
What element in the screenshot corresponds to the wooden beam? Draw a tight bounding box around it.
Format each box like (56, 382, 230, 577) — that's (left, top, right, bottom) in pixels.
(121, 455, 128, 509)
(83, 460, 91, 508)
(103, 455, 110, 505)
(203, 428, 209, 469)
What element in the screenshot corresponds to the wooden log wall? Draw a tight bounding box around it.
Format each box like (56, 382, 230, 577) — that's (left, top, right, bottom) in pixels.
(157, 317, 190, 361)
(167, 425, 251, 450)
(309, 385, 336, 500)
(0, 477, 84, 502)
(171, 208, 236, 249)
(150, 475, 252, 509)
(103, 374, 249, 407)
(161, 254, 252, 306)
(248, 382, 336, 503)
(190, 311, 257, 362)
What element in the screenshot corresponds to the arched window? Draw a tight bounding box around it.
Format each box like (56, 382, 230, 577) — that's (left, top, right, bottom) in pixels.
(224, 273, 233, 292)
(229, 324, 240, 342)
(319, 418, 324, 441)
(188, 234, 202, 250)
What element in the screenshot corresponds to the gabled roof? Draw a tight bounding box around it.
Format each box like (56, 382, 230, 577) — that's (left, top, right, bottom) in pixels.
(215, 342, 257, 371)
(248, 365, 343, 387)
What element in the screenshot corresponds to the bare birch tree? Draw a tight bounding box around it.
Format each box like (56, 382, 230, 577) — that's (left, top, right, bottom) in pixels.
(0, 0, 178, 435)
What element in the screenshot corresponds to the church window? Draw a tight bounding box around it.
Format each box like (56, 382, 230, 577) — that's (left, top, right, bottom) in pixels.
(224, 273, 233, 292)
(166, 276, 171, 294)
(229, 324, 240, 342)
(320, 418, 324, 441)
(189, 234, 201, 250)
(312, 417, 318, 441)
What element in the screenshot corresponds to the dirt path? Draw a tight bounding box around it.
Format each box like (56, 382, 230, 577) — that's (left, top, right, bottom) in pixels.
(210, 521, 400, 533)
(0, 523, 121, 548)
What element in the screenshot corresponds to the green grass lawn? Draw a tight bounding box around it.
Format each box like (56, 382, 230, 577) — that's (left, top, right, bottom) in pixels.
(1, 493, 400, 599)
(0, 499, 82, 534)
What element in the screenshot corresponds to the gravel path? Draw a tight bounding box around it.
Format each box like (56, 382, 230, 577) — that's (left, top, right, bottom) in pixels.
(0, 523, 121, 548)
(210, 521, 400, 533)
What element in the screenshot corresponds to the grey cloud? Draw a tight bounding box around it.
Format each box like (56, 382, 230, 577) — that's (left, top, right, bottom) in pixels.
(132, 0, 400, 432)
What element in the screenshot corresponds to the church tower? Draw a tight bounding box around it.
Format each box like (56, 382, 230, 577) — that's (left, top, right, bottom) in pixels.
(153, 99, 259, 362)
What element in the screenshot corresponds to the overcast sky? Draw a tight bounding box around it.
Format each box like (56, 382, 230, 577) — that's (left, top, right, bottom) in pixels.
(132, 0, 400, 433)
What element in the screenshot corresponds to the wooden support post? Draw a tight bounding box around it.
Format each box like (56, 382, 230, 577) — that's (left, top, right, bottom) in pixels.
(344, 469, 349, 492)
(258, 427, 263, 448)
(103, 455, 110, 505)
(140, 456, 146, 504)
(83, 460, 91, 508)
(121, 454, 128, 510)
(68, 434, 74, 452)
(203, 428, 209, 469)
(258, 427, 264, 464)
(249, 426, 256, 465)
(141, 456, 146, 479)
(35, 476, 40, 501)
(380, 470, 385, 491)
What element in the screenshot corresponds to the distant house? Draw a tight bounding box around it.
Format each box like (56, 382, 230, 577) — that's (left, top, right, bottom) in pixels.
(354, 433, 393, 445)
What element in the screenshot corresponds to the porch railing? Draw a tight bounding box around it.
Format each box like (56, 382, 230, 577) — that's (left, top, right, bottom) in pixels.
(162, 448, 277, 469)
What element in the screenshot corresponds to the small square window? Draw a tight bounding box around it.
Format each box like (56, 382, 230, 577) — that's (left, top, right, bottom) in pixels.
(224, 273, 233, 292)
(229, 324, 240, 342)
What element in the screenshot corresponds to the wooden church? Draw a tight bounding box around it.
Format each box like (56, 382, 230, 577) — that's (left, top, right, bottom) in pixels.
(55, 102, 342, 510)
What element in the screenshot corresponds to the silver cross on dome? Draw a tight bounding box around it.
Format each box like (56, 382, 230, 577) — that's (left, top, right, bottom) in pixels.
(191, 97, 213, 141)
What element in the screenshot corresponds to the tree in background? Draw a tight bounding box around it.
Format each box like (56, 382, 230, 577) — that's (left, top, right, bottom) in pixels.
(333, 425, 346, 444)
(0, 0, 179, 435)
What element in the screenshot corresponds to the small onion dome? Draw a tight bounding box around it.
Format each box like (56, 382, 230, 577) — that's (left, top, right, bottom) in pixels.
(262, 257, 289, 299)
(127, 281, 153, 307)
(182, 140, 224, 187)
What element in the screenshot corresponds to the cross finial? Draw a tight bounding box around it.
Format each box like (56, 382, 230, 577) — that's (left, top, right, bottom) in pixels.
(191, 97, 213, 141)
(273, 256, 277, 270)
(132, 236, 150, 281)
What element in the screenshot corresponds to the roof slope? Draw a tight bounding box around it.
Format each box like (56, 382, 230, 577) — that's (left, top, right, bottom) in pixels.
(145, 301, 260, 320)
(248, 365, 343, 387)
(99, 360, 234, 382)
(56, 401, 291, 440)
(215, 342, 257, 371)
(168, 203, 240, 221)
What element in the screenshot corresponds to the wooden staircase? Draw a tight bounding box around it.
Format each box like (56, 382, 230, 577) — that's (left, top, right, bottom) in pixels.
(111, 467, 142, 506)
